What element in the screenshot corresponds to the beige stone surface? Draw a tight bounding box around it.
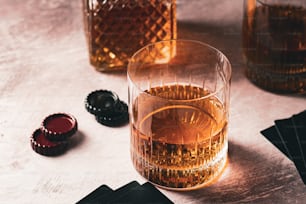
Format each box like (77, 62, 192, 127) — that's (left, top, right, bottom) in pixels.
(0, 0, 305, 203)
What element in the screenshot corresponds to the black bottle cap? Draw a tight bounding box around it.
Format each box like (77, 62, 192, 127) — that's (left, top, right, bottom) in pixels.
(41, 113, 78, 141)
(85, 90, 121, 116)
(30, 128, 68, 156)
(95, 101, 129, 127)
(85, 90, 129, 127)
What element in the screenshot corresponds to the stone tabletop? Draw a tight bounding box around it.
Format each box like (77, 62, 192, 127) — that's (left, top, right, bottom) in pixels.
(0, 0, 305, 203)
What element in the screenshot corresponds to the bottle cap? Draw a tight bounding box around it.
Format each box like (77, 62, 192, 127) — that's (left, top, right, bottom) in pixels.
(30, 128, 68, 156)
(85, 89, 129, 127)
(41, 113, 78, 141)
(95, 101, 129, 127)
(85, 90, 122, 116)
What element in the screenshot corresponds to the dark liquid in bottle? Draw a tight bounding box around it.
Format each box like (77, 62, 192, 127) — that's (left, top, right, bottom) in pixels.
(243, 4, 306, 93)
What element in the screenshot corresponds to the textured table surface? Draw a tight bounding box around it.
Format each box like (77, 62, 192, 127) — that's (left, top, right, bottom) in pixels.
(0, 0, 305, 203)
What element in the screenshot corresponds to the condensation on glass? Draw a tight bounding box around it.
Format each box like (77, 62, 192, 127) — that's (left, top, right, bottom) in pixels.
(82, 0, 177, 72)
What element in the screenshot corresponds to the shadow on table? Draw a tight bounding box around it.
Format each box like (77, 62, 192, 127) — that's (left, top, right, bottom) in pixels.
(69, 130, 86, 149)
(169, 140, 305, 203)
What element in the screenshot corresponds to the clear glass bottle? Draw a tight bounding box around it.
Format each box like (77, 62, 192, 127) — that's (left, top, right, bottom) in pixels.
(82, 0, 177, 72)
(242, 0, 306, 94)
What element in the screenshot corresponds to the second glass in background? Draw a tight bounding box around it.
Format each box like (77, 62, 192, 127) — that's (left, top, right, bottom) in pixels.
(243, 0, 306, 94)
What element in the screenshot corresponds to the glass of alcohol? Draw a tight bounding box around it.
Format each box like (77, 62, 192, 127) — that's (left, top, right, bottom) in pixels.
(127, 40, 231, 190)
(243, 0, 306, 93)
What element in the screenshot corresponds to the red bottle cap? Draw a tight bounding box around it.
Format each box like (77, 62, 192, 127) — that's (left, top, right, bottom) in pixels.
(30, 128, 68, 156)
(41, 113, 78, 141)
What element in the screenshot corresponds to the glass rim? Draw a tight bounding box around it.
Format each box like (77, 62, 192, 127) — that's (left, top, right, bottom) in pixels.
(127, 39, 232, 102)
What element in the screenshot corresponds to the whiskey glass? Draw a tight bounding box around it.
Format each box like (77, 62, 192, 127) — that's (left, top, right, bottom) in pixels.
(243, 0, 306, 93)
(127, 40, 231, 190)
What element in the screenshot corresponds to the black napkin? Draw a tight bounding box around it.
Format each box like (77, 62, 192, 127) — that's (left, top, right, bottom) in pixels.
(261, 110, 306, 184)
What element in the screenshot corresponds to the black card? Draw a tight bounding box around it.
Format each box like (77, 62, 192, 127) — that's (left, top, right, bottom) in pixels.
(292, 110, 306, 148)
(97, 180, 141, 204)
(109, 182, 174, 204)
(292, 111, 306, 175)
(275, 119, 301, 160)
(293, 157, 306, 184)
(76, 184, 113, 204)
(275, 118, 306, 184)
(261, 125, 291, 160)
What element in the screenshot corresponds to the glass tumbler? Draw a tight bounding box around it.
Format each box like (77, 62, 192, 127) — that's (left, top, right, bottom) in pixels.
(242, 0, 306, 93)
(128, 40, 231, 190)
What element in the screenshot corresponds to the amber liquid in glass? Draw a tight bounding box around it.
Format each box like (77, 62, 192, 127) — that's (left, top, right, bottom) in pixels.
(243, 4, 306, 93)
(131, 84, 228, 189)
(83, 0, 176, 71)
